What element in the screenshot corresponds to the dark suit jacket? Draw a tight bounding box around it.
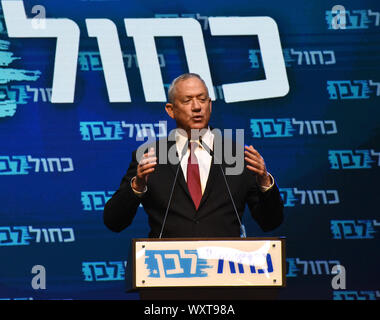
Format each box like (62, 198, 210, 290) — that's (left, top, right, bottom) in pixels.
(103, 138, 284, 238)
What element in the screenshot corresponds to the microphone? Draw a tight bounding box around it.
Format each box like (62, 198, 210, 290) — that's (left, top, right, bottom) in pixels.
(199, 136, 247, 238)
(158, 138, 189, 238)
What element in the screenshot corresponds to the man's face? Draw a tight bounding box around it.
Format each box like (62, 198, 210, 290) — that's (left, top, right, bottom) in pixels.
(165, 77, 212, 136)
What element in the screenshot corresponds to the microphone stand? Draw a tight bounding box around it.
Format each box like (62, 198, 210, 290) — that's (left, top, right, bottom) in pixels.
(158, 139, 189, 239)
(199, 136, 246, 238)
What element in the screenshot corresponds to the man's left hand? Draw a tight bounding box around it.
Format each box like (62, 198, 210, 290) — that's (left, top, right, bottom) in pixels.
(244, 145, 271, 188)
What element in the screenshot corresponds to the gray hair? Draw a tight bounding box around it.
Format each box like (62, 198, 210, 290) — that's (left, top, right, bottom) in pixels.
(167, 73, 209, 103)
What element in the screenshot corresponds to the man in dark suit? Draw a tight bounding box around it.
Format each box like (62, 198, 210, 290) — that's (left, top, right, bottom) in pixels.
(103, 73, 284, 238)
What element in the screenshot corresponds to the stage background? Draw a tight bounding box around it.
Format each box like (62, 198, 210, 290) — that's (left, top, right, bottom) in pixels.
(0, 0, 379, 300)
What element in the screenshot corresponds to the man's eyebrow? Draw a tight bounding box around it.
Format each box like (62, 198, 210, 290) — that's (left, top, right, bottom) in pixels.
(181, 93, 208, 99)
(186, 93, 207, 97)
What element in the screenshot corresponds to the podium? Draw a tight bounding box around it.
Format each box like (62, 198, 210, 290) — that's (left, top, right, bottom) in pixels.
(132, 237, 285, 300)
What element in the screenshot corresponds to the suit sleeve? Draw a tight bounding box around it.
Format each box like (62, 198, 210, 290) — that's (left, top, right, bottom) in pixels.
(245, 168, 284, 232)
(103, 150, 143, 232)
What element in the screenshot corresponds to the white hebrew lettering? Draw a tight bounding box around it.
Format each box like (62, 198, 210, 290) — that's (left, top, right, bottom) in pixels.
(3, 3, 288, 104)
(209, 17, 289, 102)
(124, 18, 215, 101)
(86, 19, 131, 102)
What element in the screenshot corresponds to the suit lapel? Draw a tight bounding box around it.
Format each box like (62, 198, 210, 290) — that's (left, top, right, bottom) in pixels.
(198, 134, 227, 212)
(197, 159, 218, 211)
(166, 140, 192, 202)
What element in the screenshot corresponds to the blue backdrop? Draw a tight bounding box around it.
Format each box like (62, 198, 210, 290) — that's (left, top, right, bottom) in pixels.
(0, 0, 379, 300)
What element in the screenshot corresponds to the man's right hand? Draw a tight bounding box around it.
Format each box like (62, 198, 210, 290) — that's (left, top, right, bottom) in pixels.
(132, 147, 157, 192)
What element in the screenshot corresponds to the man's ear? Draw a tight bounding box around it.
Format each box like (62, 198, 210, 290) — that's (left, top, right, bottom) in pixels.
(165, 103, 175, 119)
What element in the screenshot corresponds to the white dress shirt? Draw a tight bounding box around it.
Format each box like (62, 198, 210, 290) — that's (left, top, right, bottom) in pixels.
(175, 128, 213, 194)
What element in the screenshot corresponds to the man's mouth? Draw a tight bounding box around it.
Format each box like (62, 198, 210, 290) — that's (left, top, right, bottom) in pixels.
(192, 115, 203, 121)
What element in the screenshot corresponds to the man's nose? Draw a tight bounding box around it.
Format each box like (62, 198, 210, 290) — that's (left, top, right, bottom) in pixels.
(191, 99, 201, 111)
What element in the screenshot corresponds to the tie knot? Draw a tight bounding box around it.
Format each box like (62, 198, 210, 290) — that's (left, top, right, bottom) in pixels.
(188, 141, 198, 164)
(189, 141, 198, 154)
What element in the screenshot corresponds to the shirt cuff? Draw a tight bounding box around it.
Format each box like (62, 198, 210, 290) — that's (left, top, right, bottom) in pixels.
(131, 176, 147, 197)
(259, 172, 275, 193)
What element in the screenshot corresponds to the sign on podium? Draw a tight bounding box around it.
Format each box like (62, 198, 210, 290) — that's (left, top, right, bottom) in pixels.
(132, 237, 285, 289)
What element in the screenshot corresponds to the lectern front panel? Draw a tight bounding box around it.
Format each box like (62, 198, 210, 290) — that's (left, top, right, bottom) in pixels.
(133, 238, 285, 289)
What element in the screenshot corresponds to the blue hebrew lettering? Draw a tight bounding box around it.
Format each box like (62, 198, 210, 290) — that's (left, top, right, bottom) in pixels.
(81, 192, 93, 210)
(346, 10, 371, 29)
(82, 262, 95, 281)
(279, 188, 297, 207)
(357, 220, 377, 239)
(330, 220, 344, 239)
(350, 80, 371, 98)
(217, 254, 273, 274)
(80, 121, 124, 141)
(327, 80, 371, 100)
(82, 261, 125, 281)
(333, 291, 375, 300)
(228, 261, 236, 273)
(357, 291, 378, 300)
(78, 52, 90, 71)
(0, 226, 32, 246)
(0, 99, 17, 117)
(250, 118, 294, 138)
(78, 51, 102, 71)
(286, 258, 300, 277)
(217, 260, 244, 273)
(217, 259, 223, 273)
(355, 150, 371, 168)
(328, 150, 342, 169)
(330, 220, 376, 239)
(281, 48, 294, 67)
(0, 155, 30, 175)
(326, 10, 371, 29)
(248, 49, 261, 68)
(104, 261, 125, 280)
(327, 81, 339, 99)
(8, 85, 29, 104)
(81, 191, 115, 211)
(0, 39, 41, 117)
(325, 10, 345, 30)
(328, 150, 373, 169)
(249, 49, 292, 68)
(79, 122, 93, 141)
(0, 85, 30, 117)
(257, 254, 274, 273)
(144, 250, 211, 278)
(333, 291, 358, 300)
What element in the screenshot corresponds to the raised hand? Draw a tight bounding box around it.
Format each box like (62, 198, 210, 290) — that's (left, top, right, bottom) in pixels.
(244, 145, 271, 188)
(132, 147, 157, 192)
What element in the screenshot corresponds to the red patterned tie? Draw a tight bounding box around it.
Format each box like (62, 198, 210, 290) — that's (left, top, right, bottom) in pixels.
(187, 142, 202, 210)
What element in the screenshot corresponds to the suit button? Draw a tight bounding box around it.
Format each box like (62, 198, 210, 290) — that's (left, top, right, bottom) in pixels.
(194, 220, 199, 224)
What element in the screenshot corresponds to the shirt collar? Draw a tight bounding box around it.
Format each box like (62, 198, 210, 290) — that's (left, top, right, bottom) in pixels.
(175, 127, 214, 153)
